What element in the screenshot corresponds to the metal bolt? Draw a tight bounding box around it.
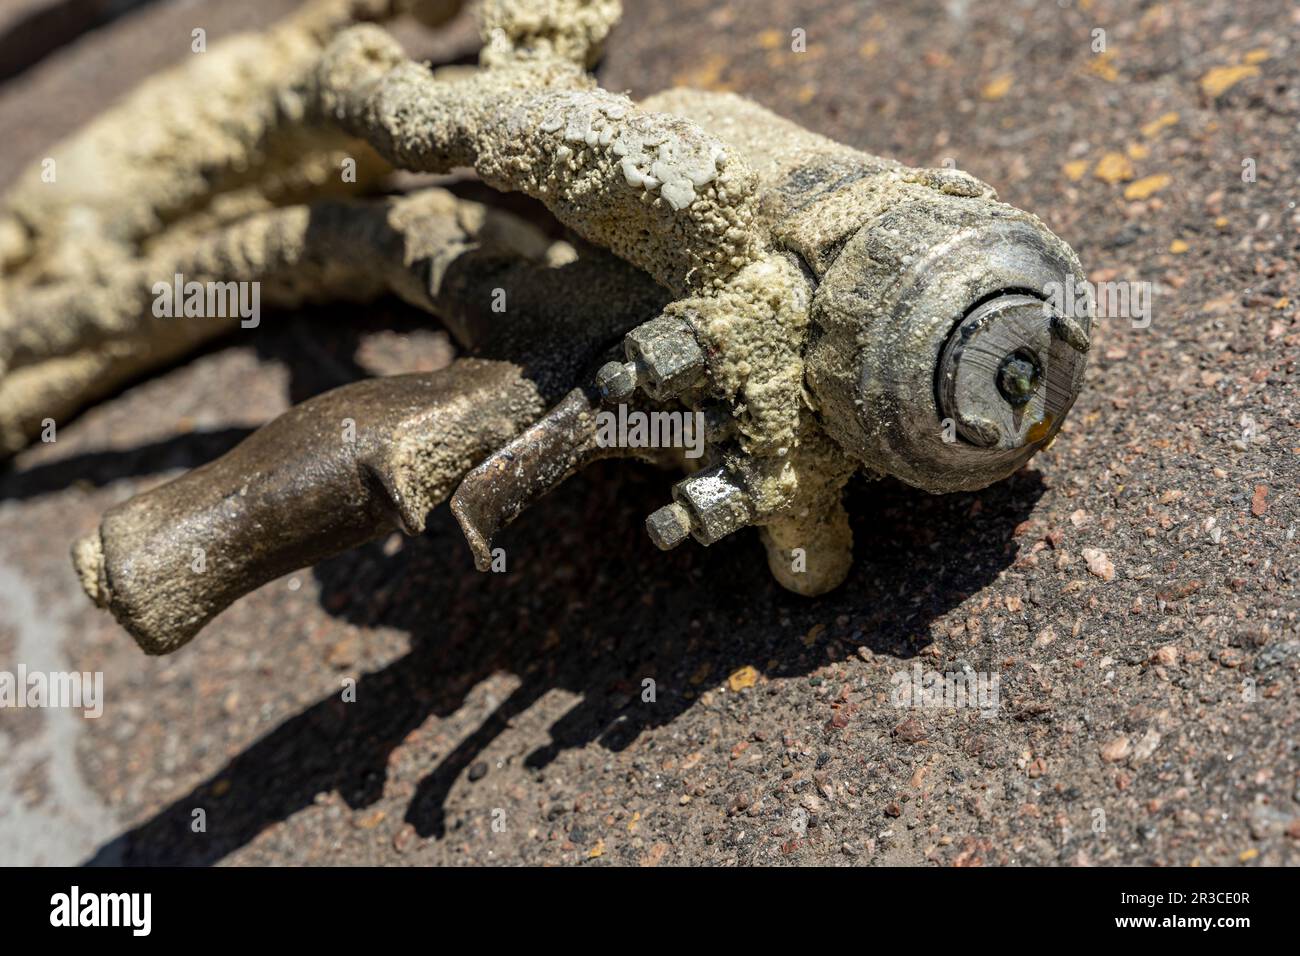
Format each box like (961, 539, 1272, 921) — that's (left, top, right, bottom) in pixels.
(672, 465, 754, 545)
(624, 315, 706, 399)
(645, 501, 692, 550)
(595, 360, 638, 402)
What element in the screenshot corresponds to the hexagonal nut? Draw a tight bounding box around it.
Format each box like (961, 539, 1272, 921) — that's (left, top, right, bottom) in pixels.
(673, 466, 754, 545)
(624, 316, 706, 398)
(595, 360, 637, 402)
(645, 502, 692, 550)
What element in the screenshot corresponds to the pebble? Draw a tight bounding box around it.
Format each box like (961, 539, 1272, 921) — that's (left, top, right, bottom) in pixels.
(1130, 728, 1162, 763)
(893, 718, 927, 743)
(354, 809, 386, 830)
(1152, 645, 1179, 666)
(1100, 736, 1131, 762)
(1082, 548, 1116, 581)
(326, 636, 359, 669)
(468, 761, 489, 782)
(728, 665, 759, 691)
(1218, 649, 1246, 668)
(393, 823, 415, 852)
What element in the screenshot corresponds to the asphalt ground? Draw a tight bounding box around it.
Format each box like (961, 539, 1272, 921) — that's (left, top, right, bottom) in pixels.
(0, 0, 1296, 866)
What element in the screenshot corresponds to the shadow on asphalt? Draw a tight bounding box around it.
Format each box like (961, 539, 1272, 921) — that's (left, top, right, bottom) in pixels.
(18, 305, 1045, 864)
(83, 455, 1043, 864)
(0, 428, 255, 502)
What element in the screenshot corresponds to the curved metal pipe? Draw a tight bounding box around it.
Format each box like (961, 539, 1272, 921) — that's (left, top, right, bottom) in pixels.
(73, 360, 543, 654)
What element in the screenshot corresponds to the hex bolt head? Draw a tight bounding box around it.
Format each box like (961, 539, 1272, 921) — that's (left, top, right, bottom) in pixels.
(672, 465, 754, 545)
(645, 501, 692, 550)
(624, 315, 706, 399)
(595, 360, 638, 402)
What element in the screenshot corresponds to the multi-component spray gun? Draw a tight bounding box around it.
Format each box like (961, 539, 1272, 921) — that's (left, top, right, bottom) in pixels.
(0, 0, 1089, 654)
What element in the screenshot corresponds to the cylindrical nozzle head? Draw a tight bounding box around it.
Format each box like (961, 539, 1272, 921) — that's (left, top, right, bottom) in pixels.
(807, 204, 1091, 493)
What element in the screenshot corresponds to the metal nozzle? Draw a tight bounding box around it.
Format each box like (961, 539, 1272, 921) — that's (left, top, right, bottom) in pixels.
(936, 293, 1088, 451)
